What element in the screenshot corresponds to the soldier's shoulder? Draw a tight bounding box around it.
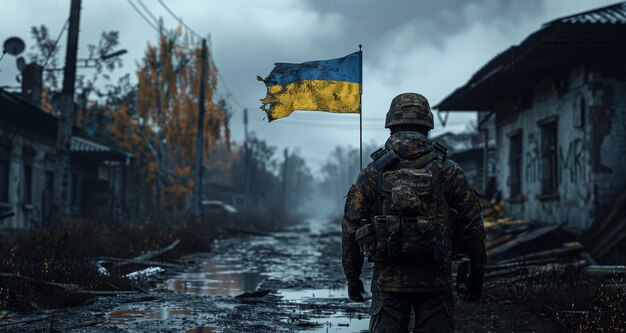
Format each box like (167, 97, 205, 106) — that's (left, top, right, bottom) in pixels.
(442, 157, 464, 176)
(432, 141, 448, 157)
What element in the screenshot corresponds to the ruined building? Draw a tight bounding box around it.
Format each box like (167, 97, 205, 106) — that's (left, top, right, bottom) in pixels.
(436, 2, 626, 231)
(0, 72, 132, 230)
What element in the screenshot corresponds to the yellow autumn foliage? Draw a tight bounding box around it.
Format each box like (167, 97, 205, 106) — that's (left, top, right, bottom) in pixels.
(109, 29, 230, 211)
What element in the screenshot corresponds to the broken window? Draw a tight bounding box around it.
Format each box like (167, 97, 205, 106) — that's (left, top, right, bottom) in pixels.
(540, 121, 558, 194)
(24, 165, 32, 205)
(0, 159, 8, 203)
(508, 132, 523, 197)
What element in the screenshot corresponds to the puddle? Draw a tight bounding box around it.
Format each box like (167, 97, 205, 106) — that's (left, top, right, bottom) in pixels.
(159, 262, 266, 296)
(300, 312, 369, 333)
(278, 288, 349, 302)
(279, 288, 370, 332)
(107, 308, 192, 324)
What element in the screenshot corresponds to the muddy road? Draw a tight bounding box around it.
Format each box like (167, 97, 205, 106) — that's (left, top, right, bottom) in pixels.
(2, 218, 558, 332)
(3, 218, 372, 333)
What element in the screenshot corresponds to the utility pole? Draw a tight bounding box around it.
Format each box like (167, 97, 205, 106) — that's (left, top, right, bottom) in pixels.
(280, 148, 289, 213)
(193, 38, 207, 217)
(243, 108, 251, 210)
(53, 0, 81, 225)
(293, 166, 301, 215)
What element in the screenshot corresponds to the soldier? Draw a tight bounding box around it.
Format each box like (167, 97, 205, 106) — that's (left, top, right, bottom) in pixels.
(342, 93, 486, 332)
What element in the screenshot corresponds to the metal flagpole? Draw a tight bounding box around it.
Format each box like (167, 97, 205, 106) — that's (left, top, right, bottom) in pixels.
(359, 44, 363, 170)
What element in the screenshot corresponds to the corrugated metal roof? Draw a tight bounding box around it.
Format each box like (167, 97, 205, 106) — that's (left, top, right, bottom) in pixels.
(71, 137, 111, 153)
(552, 2, 626, 25)
(436, 2, 626, 111)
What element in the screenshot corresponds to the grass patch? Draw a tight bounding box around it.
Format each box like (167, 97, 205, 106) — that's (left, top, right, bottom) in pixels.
(0, 215, 216, 311)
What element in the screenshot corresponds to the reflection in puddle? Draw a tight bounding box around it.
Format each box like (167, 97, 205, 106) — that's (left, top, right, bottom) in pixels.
(107, 308, 192, 324)
(301, 311, 369, 333)
(278, 288, 348, 302)
(159, 262, 266, 296)
(279, 288, 370, 332)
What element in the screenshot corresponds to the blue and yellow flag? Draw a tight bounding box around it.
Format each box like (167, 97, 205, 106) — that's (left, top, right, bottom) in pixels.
(258, 51, 362, 121)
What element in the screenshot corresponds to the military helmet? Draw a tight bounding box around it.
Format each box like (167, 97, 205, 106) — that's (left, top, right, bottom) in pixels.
(385, 93, 434, 129)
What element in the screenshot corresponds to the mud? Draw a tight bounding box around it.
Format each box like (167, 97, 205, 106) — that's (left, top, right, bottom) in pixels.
(1, 217, 557, 332)
(1, 218, 371, 332)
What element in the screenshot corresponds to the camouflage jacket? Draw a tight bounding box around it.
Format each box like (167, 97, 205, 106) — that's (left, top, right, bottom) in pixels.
(341, 131, 486, 292)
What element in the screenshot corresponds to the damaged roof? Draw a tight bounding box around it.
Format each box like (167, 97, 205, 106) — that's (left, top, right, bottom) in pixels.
(550, 2, 626, 25)
(436, 2, 626, 112)
(0, 88, 132, 161)
(71, 136, 113, 153)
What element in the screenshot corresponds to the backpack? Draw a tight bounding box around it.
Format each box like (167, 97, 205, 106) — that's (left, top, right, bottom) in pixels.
(356, 142, 449, 263)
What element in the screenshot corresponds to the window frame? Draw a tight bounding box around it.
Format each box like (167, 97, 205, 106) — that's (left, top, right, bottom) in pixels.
(538, 117, 559, 197)
(508, 129, 523, 199)
(23, 164, 33, 205)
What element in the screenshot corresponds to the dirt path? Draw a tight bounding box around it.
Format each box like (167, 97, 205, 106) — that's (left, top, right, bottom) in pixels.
(1, 218, 558, 332)
(2, 218, 371, 333)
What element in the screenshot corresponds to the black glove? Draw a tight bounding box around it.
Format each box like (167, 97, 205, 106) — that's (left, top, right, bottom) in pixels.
(464, 273, 483, 303)
(347, 279, 365, 302)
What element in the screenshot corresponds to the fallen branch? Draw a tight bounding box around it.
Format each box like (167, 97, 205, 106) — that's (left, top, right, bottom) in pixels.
(0, 272, 78, 290)
(73, 290, 140, 296)
(585, 265, 626, 276)
(93, 256, 184, 269)
(0, 315, 49, 328)
(112, 239, 180, 267)
(134, 239, 181, 261)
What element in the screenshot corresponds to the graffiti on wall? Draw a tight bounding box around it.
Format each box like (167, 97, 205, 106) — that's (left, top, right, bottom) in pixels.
(523, 129, 587, 185)
(559, 138, 585, 183)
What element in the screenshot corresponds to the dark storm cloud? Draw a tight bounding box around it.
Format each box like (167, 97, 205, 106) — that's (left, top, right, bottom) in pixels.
(1, 0, 617, 173)
(302, 0, 543, 37)
(299, 0, 544, 61)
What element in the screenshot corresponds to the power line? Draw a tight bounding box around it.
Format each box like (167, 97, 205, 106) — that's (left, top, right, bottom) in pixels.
(151, 0, 244, 115)
(126, 0, 159, 33)
(42, 18, 69, 69)
(214, 66, 246, 111)
(136, 0, 159, 26)
(156, 0, 203, 39)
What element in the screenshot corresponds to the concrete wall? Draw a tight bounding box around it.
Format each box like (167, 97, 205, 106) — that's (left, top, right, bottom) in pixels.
(589, 76, 626, 224)
(495, 67, 626, 230)
(449, 150, 483, 193)
(0, 129, 57, 229)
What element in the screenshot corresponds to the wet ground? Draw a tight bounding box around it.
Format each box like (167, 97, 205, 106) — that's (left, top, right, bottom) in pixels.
(1, 218, 372, 332)
(1, 217, 558, 332)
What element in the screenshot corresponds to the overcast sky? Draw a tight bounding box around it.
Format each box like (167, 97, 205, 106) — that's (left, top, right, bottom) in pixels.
(0, 0, 618, 171)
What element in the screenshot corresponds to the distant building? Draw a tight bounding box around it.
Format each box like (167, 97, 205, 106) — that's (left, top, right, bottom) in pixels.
(436, 3, 626, 230)
(0, 88, 132, 229)
(203, 181, 267, 215)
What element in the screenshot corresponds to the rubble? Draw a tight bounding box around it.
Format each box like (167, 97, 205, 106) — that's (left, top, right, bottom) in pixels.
(584, 193, 626, 261)
(478, 199, 626, 330)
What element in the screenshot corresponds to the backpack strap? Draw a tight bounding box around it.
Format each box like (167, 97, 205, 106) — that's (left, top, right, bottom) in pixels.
(431, 142, 449, 260)
(373, 150, 400, 215)
(433, 142, 448, 158)
(370, 148, 388, 161)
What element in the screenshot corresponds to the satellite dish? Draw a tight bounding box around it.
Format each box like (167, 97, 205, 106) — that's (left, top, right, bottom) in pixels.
(16, 56, 26, 72)
(3, 37, 25, 56)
